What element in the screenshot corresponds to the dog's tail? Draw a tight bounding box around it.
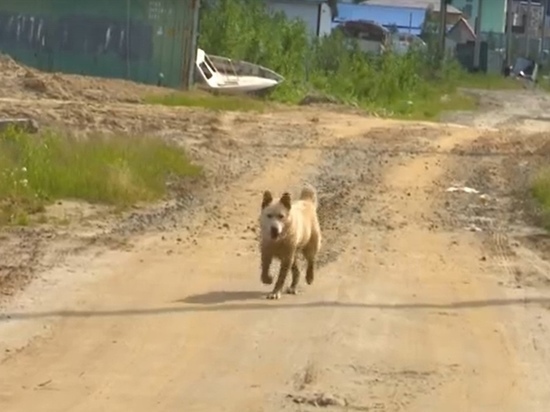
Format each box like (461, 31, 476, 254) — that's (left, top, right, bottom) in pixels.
(299, 185, 317, 207)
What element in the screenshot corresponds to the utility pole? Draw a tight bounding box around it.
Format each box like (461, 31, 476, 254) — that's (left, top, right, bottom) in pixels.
(473, 0, 483, 70)
(439, 0, 447, 61)
(540, 0, 547, 59)
(506, 0, 514, 67)
(526, 0, 532, 57)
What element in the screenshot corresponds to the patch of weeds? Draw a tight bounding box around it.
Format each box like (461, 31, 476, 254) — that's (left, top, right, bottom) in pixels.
(456, 73, 524, 90)
(530, 167, 550, 229)
(384, 90, 477, 120)
(144, 90, 268, 112)
(536, 76, 550, 93)
(0, 127, 201, 226)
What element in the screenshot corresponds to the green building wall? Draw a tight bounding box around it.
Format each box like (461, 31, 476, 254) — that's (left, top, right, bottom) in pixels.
(0, 0, 199, 89)
(452, 0, 507, 34)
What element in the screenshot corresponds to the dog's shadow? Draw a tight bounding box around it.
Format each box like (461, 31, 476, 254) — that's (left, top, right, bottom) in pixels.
(177, 290, 265, 305)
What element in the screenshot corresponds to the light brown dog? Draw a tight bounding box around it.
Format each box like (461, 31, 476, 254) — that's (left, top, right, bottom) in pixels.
(259, 185, 322, 299)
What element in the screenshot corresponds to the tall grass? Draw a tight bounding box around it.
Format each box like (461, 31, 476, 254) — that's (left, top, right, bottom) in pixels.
(0, 127, 200, 225)
(198, 0, 470, 117)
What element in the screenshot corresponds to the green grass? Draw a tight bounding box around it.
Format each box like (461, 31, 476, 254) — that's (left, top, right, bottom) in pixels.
(456, 73, 524, 90)
(536, 75, 550, 93)
(381, 90, 477, 120)
(146, 85, 477, 121)
(144, 90, 268, 111)
(531, 168, 550, 229)
(0, 127, 201, 226)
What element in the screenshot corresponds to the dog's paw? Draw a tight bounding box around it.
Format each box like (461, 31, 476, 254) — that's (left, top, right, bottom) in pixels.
(261, 275, 274, 285)
(306, 273, 314, 285)
(286, 287, 299, 295)
(266, 291, 282, 300)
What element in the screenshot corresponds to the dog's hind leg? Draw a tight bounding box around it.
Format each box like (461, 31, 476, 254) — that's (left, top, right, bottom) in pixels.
(304, 236, 320, 285)
(286, 259, 301, 295)
(267, 255, 293, 300)
(305, 256, 315, 285)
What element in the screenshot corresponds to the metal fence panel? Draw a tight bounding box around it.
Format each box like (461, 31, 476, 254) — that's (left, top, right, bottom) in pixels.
(455, 41, 489, 73)
(481, 31, 550, 65)
(0, 0, 199, 89)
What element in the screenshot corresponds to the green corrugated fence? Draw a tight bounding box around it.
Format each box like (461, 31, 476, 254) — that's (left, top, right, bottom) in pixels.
(0, 0, 199, 89)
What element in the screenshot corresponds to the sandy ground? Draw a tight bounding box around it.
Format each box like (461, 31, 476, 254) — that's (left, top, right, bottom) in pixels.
(2, 55, 550, 411)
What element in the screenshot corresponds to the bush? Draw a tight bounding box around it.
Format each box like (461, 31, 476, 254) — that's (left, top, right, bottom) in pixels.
(198, 0, 469, 117)
(0, 128, 201, 225)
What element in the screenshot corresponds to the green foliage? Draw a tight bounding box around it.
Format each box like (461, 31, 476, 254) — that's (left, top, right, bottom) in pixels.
(198, 0, 469, 116)
(0, 127, 200, 225)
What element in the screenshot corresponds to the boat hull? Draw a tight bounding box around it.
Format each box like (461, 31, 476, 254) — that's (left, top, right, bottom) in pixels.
(195, 48, 284, 94)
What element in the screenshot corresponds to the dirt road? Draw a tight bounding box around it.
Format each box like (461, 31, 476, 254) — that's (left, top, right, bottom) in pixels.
(1, 104, 550, 411)
(2, 55, 550, 410)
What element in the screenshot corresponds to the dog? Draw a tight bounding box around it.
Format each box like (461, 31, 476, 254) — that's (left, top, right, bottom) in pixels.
(259, 185, 322, 300)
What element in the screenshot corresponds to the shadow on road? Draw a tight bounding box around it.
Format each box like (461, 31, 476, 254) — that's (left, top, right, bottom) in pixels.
(1, 295, 550, 323)
(177, 290, 266, 304)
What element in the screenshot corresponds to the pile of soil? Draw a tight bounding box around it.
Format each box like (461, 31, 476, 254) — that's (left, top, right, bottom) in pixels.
(0, 53, 169, 103)
(0, 52, 215, 133)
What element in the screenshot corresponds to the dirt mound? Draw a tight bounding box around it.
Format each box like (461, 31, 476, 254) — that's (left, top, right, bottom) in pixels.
(0, 54, 22, 72)
(0, 53, 169, 103)
(0, 53, 225, 138)
(452, 129, 550, 156)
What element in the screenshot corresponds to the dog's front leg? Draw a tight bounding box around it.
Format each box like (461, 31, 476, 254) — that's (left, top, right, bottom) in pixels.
(267, 256, 293, 300)
(286, 259, 301, 295)
(260, 251, 274, 285)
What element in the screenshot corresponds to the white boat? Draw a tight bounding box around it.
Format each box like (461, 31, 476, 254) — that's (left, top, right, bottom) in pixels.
(195, 48, 284, 94)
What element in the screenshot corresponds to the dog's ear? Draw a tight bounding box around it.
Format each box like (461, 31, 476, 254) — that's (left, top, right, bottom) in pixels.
(280, 192, 292, 210)
(262, 190, 273, 209)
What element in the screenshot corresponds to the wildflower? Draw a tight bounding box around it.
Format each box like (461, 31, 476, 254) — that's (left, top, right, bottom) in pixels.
(21, 167, 27, 173)
(21, 179, 28, 187)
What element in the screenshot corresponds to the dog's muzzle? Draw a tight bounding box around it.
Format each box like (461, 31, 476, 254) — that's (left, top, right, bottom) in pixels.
(270, 226, 280, 239)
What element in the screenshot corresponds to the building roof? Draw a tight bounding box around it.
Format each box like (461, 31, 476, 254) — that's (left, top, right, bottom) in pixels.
(450, 16, 476, 37)
(336, 3, 428, 35)
(337, 20, 390, 42)
(358, 0, 462, 14)
(267, 0, 326, 3)
(447, 16, 477, 42)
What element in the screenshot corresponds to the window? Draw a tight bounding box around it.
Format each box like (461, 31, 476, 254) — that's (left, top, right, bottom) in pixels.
(199, 62, 213, 80)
